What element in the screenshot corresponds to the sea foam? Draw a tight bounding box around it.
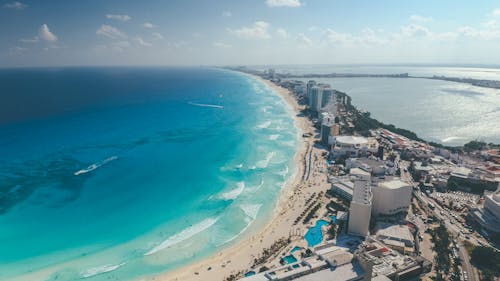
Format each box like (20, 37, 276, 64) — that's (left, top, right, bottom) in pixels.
(257, 120, 272, 129)
(239, 204, 262, 220)
(256, 152, 275, 169)
(220, 182, 245, 200)
(145, 217, 219, 256)
(80, 262, 126, 278)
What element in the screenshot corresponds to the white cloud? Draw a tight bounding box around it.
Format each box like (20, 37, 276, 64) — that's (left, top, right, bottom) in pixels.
(409, 15, 433, 23)
(135, 37, 152, 47)
(96, 25, 127, 39)
(266, 0, 301, 7)
(4, 1, 27, 10)
(222, 11, 232, 17)
(276, 28, 289, 38)
(106, 14, 131, 22)
(213, 41, 232, 48)
(296, 33, 313, 46)
(324, 29, 357, 44)
(458, 26, 500, 40)
(228, 21, 271, 39)
(143, 22, 155, 28)
(109, 41, 131, 51)
(38, 24, 58, 42)
(492, 9, 500, 17)
(20, 37, 39, 43)
(152, 32, 164, 40)
(400, 24, 431, 37)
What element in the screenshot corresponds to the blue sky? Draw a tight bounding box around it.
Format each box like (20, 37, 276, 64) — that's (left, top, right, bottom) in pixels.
(1, 0, 500, 67)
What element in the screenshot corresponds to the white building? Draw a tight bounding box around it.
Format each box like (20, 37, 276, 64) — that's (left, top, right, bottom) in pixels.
(332, 136, 370, 158)
(469, 185, 500, 234)
(348, 180, 373, 237)
(371, 179, 412, 216)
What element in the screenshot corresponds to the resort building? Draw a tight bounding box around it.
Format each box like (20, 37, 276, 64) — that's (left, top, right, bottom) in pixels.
(331, 136, 378, 158)
(468, 185, 500, 235)
(320, 113, 338, 145)
(346, 158, 397, 177)
(348, 180, 373, 237)
(355, 238, 430, 281)
(331, 177, 355, 201)
(374, 223, 415, 253)
(371, 179, 412, 216)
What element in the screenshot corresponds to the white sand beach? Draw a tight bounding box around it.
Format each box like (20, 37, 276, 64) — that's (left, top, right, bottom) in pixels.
(151, 74, 332, 281)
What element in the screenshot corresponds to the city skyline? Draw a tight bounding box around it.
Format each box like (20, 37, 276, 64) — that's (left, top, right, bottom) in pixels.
(1, 0, 500, 67)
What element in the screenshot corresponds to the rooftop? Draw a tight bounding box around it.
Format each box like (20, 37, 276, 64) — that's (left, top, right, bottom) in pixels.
(379, 179, 410, 190)
(335, 135, 369, 145)
(375, 223, 414, 243)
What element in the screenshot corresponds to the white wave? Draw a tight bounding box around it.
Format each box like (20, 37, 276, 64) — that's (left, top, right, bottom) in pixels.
(256, 152, 275, 169)
(257, 120, 272, 129)
(188, 101, 224, 109)
(261, 105, 273, 113)
(441, 136, 465, 143)
(269, 134, 280, 140)
(249, 165, 256, 170)
(240, 204, 262, 220)
(145, 217, 219, 256)
(276, 165, 289, 177)
(220, 182, 245, 200)
(275, 182, 285, 188)
(235, 163, 243, 169)
(217, 218, 254, 246)
(279, 140, 296, 147)
(74, 156, 118, 176)
(80, 262, 126, 278)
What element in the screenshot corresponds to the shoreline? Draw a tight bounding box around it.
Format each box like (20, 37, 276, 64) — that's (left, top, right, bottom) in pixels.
(149, 72, 328, 281)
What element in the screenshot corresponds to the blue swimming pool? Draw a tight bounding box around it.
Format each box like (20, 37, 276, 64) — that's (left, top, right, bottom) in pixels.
(304, 220, 329, 247)
(291, 246, 302, 253)
(330, 215, 337, 224)
(282, 255, 298, 264)
(244, 271, 256, 277)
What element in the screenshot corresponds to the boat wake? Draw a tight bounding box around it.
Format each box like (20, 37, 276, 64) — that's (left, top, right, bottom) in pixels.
(145, 217, 219, 256)
(74, 156, 118, 176)
(80, 262, 126, 278)
(188, 101, 224, 109)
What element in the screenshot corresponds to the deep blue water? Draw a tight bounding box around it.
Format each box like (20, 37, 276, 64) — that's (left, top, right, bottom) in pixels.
(0, 67, 298, 280)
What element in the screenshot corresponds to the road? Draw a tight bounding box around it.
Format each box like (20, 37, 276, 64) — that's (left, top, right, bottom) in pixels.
(399, 160, 480, 281)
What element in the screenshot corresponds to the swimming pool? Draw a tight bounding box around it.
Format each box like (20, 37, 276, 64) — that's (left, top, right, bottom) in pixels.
(291, 246, 302, 253)
(244, 271, 256, 277)
(330, 215, 337, 224)
(304, 220, 329, 247)
(282, 255, 298, 264)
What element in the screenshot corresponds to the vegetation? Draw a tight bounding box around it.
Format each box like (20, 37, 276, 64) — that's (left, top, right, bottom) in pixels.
(470, 246, 500, 281)
(429, 223, 452, 277)
(303, 202, 321, 224)
(251, 237, 290, 268)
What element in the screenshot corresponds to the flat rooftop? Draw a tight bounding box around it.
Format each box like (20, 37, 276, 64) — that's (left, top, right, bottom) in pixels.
(294, 262, 365, 281)
(379, 179, 410, 190)
(376, 223, 414, 243)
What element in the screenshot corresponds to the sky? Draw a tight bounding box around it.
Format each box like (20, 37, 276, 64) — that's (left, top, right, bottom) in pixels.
(1, 0, 500, 67)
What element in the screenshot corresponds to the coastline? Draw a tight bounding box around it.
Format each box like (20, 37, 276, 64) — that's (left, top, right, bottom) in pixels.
(149, 73, 329, 281)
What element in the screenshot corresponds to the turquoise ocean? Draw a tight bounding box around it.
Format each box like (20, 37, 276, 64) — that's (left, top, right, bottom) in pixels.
(0, 67, 298, 280)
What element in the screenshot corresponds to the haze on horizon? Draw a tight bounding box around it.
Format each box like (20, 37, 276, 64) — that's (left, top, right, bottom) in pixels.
(1, 0, 500, 67)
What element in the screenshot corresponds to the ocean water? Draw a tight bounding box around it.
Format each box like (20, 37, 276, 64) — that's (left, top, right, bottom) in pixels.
(299, 77, 500, 146)
(0, 67, 298, 280)
(272, 65, 500, 146)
